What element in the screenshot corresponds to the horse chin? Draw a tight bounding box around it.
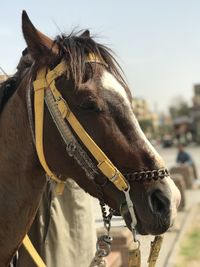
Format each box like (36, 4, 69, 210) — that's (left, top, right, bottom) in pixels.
(120, 203, 148, 235)
(120, 203, 169, 236)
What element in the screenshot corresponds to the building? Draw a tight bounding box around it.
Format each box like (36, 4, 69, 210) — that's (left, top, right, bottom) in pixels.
(132, 97, 160, 139)
(191, 84, 200, 143)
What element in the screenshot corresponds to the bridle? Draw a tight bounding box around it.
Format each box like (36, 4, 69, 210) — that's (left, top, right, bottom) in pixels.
(31, 57, 169, 185)
(25, 54, 169, 266)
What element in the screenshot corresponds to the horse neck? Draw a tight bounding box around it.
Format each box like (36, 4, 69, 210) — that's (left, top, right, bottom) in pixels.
(0, 74, 46, 265)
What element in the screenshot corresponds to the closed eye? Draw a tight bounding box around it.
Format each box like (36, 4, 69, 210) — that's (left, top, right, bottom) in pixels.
(79, 97, 102, 112)
(82, 64, 93, 83)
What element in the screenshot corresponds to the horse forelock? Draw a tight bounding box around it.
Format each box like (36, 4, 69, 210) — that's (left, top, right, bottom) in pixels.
(51, 30, 128, 88)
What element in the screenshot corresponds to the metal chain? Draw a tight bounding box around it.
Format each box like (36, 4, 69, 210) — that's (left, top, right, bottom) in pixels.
(124, 168, 169, 182)
(89, 182, 115, 267)
(95, 182, 115, 232)
(89, 250, 107, 267)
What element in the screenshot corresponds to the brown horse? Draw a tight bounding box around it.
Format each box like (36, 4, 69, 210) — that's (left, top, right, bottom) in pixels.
(0, 11, 180, 266)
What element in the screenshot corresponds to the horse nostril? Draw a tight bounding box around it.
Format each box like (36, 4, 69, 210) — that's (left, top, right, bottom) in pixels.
(148, 190, 170, 216)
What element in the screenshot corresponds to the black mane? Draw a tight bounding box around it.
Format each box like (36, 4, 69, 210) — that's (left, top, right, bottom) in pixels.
(0, 77, 18, 113)
(53, 30, 127, 87)
(0, 48, 32, 113)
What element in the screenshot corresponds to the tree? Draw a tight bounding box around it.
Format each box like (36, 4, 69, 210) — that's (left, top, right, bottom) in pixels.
(169, 96, 190, 119)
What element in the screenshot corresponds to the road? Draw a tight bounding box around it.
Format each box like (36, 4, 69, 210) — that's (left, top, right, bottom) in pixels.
(93, 145, 200, 266)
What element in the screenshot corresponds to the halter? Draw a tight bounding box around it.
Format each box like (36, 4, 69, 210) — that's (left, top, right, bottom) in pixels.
(33, 58, 169, 188)
(23, 54, 168, 267)
(33, 59, 130, 193)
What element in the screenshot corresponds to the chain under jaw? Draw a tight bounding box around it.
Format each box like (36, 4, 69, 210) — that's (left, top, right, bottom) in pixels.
(124, 168, 169, 182)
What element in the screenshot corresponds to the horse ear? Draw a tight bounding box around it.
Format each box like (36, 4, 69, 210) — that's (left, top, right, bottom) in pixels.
(21, 10, 58, 60)
(80, 30, 90, 38)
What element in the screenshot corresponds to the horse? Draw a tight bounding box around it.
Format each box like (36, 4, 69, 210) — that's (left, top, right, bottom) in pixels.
(0, 10, 180, 266)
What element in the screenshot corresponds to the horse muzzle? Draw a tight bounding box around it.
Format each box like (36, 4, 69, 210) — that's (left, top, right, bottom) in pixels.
(120, 188, 174, 235)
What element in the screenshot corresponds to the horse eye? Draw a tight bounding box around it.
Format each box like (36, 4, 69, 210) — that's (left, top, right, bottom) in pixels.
(82, 64, 93, 83)
(79, 98, 101, 112)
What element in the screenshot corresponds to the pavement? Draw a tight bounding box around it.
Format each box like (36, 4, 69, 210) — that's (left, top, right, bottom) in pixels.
(93, 146, 200, 267)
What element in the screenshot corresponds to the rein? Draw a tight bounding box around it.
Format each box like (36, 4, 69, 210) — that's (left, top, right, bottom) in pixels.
(23, 55, 168, 267)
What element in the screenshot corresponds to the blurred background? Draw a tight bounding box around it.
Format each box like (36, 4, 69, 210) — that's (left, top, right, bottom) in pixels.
(1, 1, 200, 266)
(1, 0, 200, 147)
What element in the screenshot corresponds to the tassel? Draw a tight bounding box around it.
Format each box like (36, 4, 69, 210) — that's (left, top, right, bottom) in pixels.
(128, 242, 141, 267)
(147, 236, 163, 267)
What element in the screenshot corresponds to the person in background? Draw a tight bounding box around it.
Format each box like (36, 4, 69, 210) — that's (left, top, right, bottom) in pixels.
(176, 144, 198, 180)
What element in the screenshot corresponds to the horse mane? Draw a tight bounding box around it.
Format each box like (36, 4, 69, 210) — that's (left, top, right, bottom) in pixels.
(52, 30, 128, 87)
(0, 77, 19, 113)
(0, 49, 32, 113)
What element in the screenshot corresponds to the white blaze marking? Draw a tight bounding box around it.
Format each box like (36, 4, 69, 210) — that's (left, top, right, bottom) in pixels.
(101, 70, 181, 220)
(101, 70, 164, 164)
(101, 70, 131, 107)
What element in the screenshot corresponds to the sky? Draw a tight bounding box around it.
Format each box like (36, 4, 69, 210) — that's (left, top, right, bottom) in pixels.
(1, 0, 200, 112)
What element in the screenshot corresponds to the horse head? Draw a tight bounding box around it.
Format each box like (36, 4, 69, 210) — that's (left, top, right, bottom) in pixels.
(22, 11, 180, 236)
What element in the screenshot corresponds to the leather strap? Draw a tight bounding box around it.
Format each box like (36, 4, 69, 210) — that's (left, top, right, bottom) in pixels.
(45, 69, 128, 191)
(33, 58, 128, 191)
(33, 68, 66, 195)
(23, 235, 46, 267)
